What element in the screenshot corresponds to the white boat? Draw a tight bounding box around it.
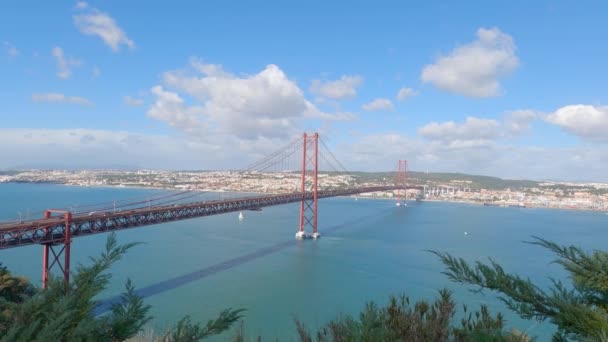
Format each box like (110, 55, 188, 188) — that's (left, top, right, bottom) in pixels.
(238, 212, 244, 221)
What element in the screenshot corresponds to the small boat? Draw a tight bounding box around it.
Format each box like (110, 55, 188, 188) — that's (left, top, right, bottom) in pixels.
(238, 212, 244, 221)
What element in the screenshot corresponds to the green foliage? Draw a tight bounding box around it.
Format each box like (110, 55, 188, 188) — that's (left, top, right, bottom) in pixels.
(0, 234, 242, 341)
(104, 279, 152, 340)
(295, 289, 528, 342)
(0, 262, 37, 333)
(0, 233, 148, 341)
(431, 237, 608, 341)
(160, 309, 245, 342)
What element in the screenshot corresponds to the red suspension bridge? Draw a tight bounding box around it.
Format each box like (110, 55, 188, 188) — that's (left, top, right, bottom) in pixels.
(0, 132, 414, 288)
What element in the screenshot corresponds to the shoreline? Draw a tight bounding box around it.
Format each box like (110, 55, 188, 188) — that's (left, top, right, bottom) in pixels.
(2, 181, 607, 214)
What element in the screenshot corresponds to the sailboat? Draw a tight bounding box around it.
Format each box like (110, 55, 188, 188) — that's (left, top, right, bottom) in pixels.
(238, 212, 244, 221)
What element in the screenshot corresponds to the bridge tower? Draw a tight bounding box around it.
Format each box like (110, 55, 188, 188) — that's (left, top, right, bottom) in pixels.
(41, 209, 72, 289)
(296, 132, 320, 239)
(396, 160, 407, 207)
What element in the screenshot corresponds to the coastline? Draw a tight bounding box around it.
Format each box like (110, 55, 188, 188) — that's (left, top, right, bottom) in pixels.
(2, 180, 606, 215)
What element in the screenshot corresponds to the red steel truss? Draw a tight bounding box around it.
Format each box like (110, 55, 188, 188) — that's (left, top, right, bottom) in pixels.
(297, 132, 319, 239)
(42, 209, 72, 289)
(0, 185, 422, 251)
(0, 130, 416, 287)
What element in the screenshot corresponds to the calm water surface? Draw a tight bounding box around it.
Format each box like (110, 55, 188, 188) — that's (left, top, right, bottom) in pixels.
(1, 183, 606, 340)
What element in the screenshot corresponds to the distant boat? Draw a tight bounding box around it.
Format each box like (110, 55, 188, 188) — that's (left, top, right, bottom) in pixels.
(238, 212, 244, 221)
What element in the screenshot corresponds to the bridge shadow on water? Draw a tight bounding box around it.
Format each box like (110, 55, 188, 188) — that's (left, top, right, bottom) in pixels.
(95, 206, 394, 315)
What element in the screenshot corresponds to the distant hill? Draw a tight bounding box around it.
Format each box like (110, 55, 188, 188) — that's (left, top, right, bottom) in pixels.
(349, 171, 540, 190)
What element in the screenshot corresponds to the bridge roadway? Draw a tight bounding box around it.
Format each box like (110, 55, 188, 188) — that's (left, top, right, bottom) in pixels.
(0, 185, 419, 249)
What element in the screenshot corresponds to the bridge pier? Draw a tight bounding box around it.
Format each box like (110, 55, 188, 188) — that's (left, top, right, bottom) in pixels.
(296, 132, 320, 240)
(42, 210, 72, 290)
(395, 160, 407, 207)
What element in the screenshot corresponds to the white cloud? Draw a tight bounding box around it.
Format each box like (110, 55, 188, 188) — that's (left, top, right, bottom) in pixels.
(337, 132, 608, 181)
(0, 128, 305, 170)
(396, 87, 418, 101)
(0, 129, 213, 169)
(418, 111, 535, 144)
(545, 105, 608, 142)
(418, 117, 500, 142)
(308, 111, 356, 121)
(190, 59, 231, 78)
(124, 95, 143, 106)
(74, 3, 135, 52)
(310, 75, 363, 99)
(362, 98, 394, 112)
(147, 86, 206, 134)
(52, 47, 81, 79)
(4, 42, 18, 57)
(421, 27, 519, 98)
(504, 110, 536, 135)
(92, 66, 101, 78)
(31, 93, 93, 106)
(1, 127, 607, 180)
(151, 59, 341, 140)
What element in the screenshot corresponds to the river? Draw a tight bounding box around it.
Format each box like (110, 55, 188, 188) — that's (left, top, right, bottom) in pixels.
(1, 183, 606, 339)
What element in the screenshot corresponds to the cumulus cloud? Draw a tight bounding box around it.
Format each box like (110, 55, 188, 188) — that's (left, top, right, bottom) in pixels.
(148, 59, 345, 140)
(52, 47, 81, 79)
(418, 111, 536, 145)
(73, 2, 135, 52)
(31, 93, 93, 106)
(396, 87, 418, 101)
(4, 41, 18, 57)
(421, 27, 518, 98)
(310, 75, 363, 99)
(362, 98, 394, 112)
(544, 105, 608, 142)
(123, 95, 143, 106)
(147, 86, 206, 134)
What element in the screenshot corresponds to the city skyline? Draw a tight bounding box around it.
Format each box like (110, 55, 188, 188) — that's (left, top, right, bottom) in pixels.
(2, 1, 608, 181)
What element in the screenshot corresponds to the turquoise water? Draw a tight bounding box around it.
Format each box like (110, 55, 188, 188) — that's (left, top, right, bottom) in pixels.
(1, 183, 607, 340)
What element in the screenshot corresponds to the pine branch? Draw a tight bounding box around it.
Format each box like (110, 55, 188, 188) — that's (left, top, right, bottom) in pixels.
(430, 239, 608, 340)
(163, 308, 245, 341)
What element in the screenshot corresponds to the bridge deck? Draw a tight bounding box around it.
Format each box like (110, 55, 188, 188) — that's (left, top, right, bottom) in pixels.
(0, 185, 414, 249)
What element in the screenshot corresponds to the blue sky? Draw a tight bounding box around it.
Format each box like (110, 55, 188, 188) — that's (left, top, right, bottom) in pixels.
(1, 1, 608, 180)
